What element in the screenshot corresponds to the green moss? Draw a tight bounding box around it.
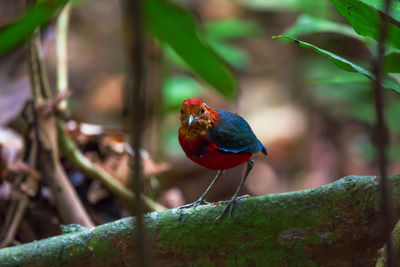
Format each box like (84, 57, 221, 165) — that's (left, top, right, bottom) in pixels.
(327, 231, 339, 241)
(152, 191, 330, 265)
(144, 175, 399, 266)
(307, 234, 323, 245)
(61, 224, 89, 234)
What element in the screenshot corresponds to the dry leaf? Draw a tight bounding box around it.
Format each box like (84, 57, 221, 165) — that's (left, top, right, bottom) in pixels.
(87, 181, 110, 204)
(0, 127, 24, 181)
(100, 154, 130, 185)
(100, 132, 126, 154)
(64, 120, 170, 200)
(142, 150, 171, 177)
(157, 187, 185, 208)
(65, 120, 104, 144)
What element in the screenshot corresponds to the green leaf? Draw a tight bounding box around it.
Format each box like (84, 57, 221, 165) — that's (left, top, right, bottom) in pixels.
(163, 44, 189, 69)
(382, 79, 400, 91)
(351, 99, 400, 134)
(164, 38, 250, 70)
(388, 102, 400, 133)
(384, 52, 400, 73)
(273, 35, 400, 93)
(206, 39, 250, 69)
(284, 14, 360, 40)
(358, 138, 400, 163)
(0, 0, 69, 57)
(144, 0, 237, 99)
(204, 19, 261, 40)
(163, 127, 184, 156)
(389, 146, 400, 162)
(273, 35, 370, 74)
(308, 73, 370, 84)
(358, 0, 400, 22)
(236, 0, 329, 17)
(351, 102, 375, 125)
(163, 75, 202, 110)
(329, 0, 400, 49)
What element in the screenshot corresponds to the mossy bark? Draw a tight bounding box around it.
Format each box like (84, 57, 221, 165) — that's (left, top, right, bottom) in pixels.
(376, 217, 400, 266)
(1, 175, 399, 266)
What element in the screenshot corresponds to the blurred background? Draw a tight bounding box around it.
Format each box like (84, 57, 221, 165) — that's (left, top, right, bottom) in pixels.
(1, 0, 400, 245)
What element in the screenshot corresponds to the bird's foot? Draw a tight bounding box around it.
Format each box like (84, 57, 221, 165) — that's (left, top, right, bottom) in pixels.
(178, 197, 210, 210)
(215, 195, 249, 221)
(215, 198, 236, 221)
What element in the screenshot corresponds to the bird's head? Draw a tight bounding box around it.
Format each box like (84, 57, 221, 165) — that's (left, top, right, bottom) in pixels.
(179, 98, 218, 135)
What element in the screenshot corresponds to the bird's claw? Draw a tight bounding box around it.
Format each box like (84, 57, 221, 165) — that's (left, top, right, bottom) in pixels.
(215, 198, 237, 222)
(215, 194, 250, 221)
(218, 195, 249, 205)
(237, 194, 250, 200)
(178, 198, 210, 210)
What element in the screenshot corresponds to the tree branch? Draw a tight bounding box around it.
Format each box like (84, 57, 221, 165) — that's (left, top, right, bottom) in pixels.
(57, 121, 165, 212)
(372, 0, 395, 264)
(1, 175, 399, 266)
(56, 3, 71, 113)
(29, 29, 94, 227)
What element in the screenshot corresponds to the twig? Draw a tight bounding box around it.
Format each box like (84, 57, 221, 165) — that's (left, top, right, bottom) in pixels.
(30, 25, 94, 227)
(0, 167, 39, 247)
(378, 10, 400, 29)
(54, 1, 162, 218)
(0, 110, 39, 248)
(28, 31, 41, 99)
(57, 122, 165, 212)
(121, 0, 148, 265)
(0, 192, 19, 247)
(56, 3, 71, 113)
(0, 194, 29, 248)
(372, 0, 394, 266)
(0, 29, 44, 248)
(41, 90, 72, 117)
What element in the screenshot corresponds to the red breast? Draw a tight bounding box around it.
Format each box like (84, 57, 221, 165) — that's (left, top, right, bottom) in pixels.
(179, 132, 252, 170)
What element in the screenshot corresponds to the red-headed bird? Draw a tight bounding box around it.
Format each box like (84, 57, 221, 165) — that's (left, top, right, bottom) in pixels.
(178, 98, 267, 220)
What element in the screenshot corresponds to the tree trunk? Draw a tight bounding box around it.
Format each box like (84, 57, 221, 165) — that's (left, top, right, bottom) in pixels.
(0, 175, 399, 266)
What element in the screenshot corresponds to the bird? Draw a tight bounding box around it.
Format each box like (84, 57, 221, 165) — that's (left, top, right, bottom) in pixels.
(178, 97, 267, 220)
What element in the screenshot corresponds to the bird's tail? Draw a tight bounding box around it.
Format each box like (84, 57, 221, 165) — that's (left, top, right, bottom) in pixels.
(259, 141, 268, 156)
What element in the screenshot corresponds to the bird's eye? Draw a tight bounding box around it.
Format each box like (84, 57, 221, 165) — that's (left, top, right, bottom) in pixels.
(200, 107, 205, 114)
(180, 109, 183, 114)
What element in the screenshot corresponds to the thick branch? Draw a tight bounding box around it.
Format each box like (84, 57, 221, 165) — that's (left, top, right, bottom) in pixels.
(1, 175, 399, 266)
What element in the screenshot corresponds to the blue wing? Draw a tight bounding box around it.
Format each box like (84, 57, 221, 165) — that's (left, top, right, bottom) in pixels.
(207, 109, 267, 155)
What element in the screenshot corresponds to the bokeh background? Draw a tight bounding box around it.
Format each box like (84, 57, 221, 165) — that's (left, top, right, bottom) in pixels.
(1, 0, 400, 244)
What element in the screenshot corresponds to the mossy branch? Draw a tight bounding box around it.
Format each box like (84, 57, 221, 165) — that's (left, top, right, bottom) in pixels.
(376, 219, 400, 266)
(0, 175, 399, 266)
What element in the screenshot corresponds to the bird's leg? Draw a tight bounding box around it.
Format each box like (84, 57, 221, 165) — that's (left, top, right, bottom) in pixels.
(216, 160, 254, 221)
(179, 170, 224, 209)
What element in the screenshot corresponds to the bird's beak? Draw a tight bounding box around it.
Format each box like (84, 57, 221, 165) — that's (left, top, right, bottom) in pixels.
(188, 114, 198, 126)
